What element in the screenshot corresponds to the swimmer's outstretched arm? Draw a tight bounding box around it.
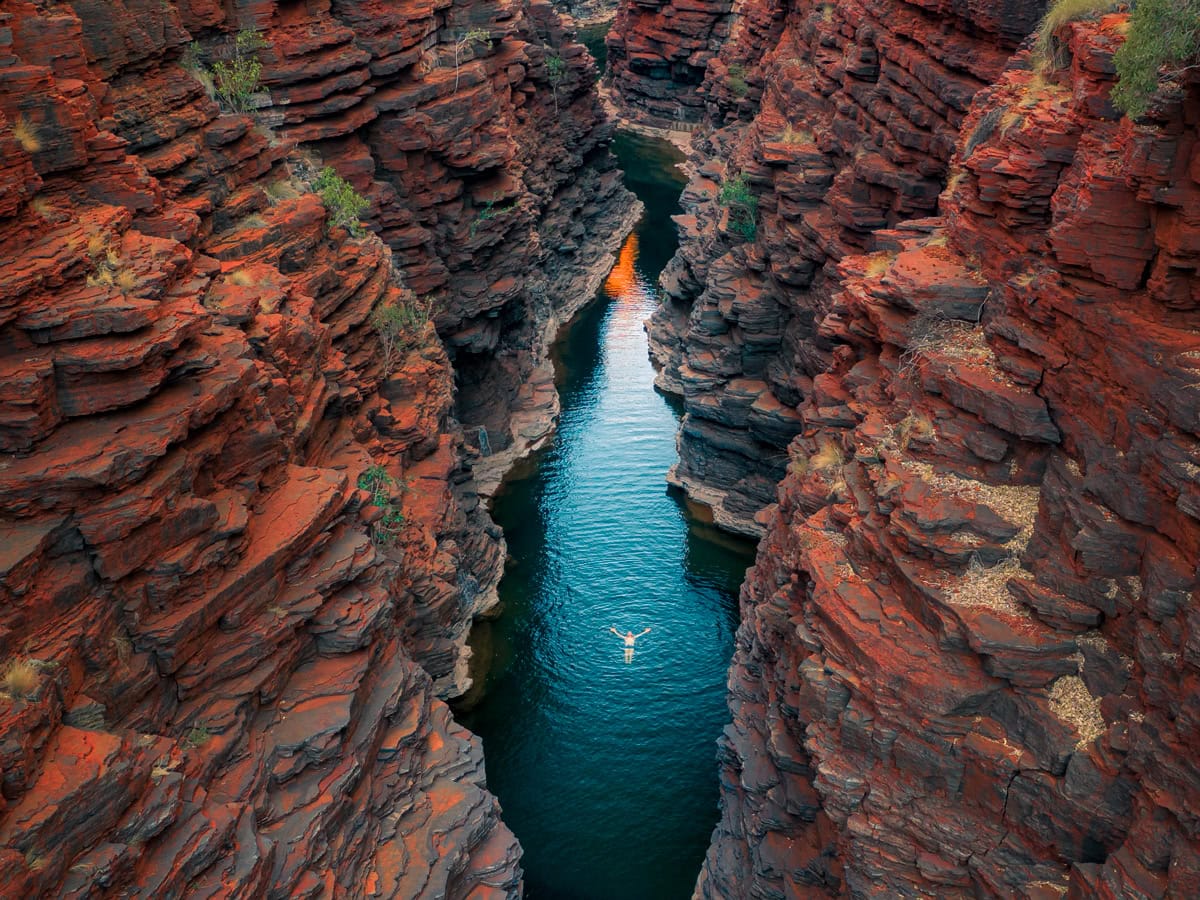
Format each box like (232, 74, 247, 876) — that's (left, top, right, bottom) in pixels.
(609, 627, 623, 638)
(636, 628, 651, 638)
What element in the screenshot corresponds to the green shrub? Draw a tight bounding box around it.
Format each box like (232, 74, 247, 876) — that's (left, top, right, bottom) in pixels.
(357, 463, 408, 545)
(374, 507, 406, 545)
(727, 63, 749, 98)
(184, 725, 210, 748)
(370, 296, 431, 373)
(718, 171, 758, 241)
(1112, 0, 1200, 118)
(470, 194, 520, 236)
(314, 166, 370, 236)
(357, 464, 393, 506)
(211, 30, 266, 113)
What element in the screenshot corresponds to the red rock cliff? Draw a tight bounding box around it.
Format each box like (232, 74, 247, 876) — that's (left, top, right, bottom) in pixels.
(607, 0, 733, 126)
(646, 0, 1049, 536)
(0, 0, 633, 894)
(636, 2, 1200, 896)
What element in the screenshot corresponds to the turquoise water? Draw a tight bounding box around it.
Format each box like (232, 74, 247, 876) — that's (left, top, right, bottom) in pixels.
(456, 133, 757, 899)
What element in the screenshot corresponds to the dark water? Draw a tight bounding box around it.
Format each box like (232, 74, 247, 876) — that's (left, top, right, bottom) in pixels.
(456, 132, 757, 899)
(577, 21, 610, 77)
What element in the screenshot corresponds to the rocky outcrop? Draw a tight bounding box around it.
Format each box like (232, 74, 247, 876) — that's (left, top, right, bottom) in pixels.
(679, 9, 1200, 899)
(555, 0, 620, 25)
(646, 0, 1048, 535)
(607, 0, 733, 126)
(0, 0, 633, 894)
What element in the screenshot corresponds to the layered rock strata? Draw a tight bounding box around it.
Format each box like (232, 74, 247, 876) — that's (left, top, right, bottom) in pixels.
(0, 0, 633, 894)
(670, 9, 1200, 899)
(647, 0, 1048, 535)
(607, 0, 733, 126)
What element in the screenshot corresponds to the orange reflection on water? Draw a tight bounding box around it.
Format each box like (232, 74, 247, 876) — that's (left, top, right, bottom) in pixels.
(603, 231, 639, 300)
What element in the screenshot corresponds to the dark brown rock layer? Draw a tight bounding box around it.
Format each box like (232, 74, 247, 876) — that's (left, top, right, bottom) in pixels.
(607, 0, 733, 127)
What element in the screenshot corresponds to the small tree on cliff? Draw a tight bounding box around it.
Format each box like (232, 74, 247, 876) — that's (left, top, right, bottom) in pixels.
(455, 28, 491, 94)
(315, 167, 370, 236)
(370, 296, 432, 375)
(546, 52, 567, 112)
(211, 29, 267, 113)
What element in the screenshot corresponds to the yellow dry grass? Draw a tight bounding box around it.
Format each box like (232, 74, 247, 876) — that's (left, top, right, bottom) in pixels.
(87, 231, 108, 259)
(116, 268, 138, 291)
(228, 268, 257, 287)
(864, 250, 897, 278)
(779, 124, 814, 144)
(2, 658, 41, 699)
(1048, 674, 1106, 748)
(12, 115, 40, 152)
(897, 412, 935, 450)
(810, 439, 845, 473)
(944, 557, 1027, 615)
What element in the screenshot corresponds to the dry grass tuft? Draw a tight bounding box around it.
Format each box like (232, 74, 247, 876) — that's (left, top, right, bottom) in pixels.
(787, 443, 809, 477)
(810, 439, 845, 473)
(86, 267, 115, 288)
(1049, 674, 1106, 748)
(87, 231, 108, 259)
(779, 124, 814, 144)
(228, 268, 257, 287)
(944, 556, 1027, 615)
(906, 459, 1040, 550)
(116, 268, 138, 291)
(897, 412, 935, 450)
(112, 632, 133, 665)
(864, 250, 897, 278)
(1035, 0, 1124, 65)
(2, 658, 41, 699)
(264, 178, 303, 203)
(999, 108, 1025, 136)
(30, 196, 55, 219)
(13, 115, 41, 152)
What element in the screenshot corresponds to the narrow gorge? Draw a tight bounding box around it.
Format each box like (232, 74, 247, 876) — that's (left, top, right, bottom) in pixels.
(1, 0, 1198, 899)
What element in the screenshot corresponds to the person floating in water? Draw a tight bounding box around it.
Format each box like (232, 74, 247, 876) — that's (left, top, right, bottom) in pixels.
(610, 627, 651, 663)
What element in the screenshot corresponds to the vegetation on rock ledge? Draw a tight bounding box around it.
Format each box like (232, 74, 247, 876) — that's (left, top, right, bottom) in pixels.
(315, 166, 370, 236)
(718, 171, 758, 241)
(1112, 0, 1200, 117)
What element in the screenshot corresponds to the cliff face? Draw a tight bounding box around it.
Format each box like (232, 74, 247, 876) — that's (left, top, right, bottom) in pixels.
(607, 0, 733, 126)
(642, 3, 1200, 897)
(645, 0, 1048, 536)
(0, 0, 631, 894)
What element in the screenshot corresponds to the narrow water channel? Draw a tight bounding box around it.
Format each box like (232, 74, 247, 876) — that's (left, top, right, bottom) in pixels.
(456, 133, 757, 899)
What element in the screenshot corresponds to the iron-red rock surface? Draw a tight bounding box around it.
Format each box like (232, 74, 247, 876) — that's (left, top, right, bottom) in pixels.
(607, 0, 734, 126)
(0, 0, 635, 894)
(650, 5, 1200, 897)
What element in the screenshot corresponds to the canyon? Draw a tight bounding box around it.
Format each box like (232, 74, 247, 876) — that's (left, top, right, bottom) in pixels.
(1, 0, 1198, 898)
